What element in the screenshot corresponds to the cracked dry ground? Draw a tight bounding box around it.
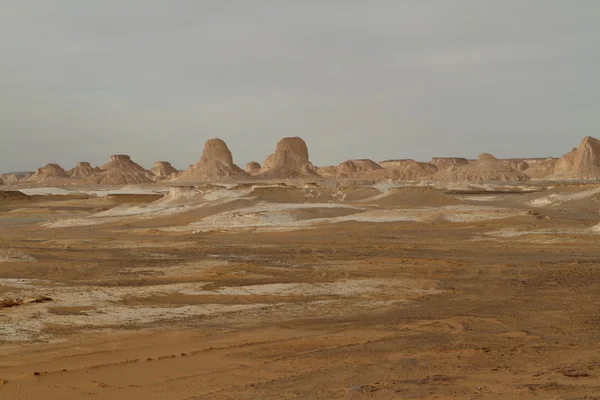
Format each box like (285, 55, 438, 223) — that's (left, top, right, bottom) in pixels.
(1, 215, 600, 399)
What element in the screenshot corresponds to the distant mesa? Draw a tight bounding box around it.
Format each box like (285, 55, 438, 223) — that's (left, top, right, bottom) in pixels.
(429, 157, 470, 171)
(28, 163, 69, 182)
(433, 153, 530, 182)
(90, 154, 155, 185)
(361, 160, 438, 182)
(552, 136, 600, 180)
(67, 162, 97, 179)
(173, 139, 247, 182)
(245, 162, 262, 176)
(336, 159, 382, 179)
(150, 161, 178, 179)
(260, 137, 318, 178)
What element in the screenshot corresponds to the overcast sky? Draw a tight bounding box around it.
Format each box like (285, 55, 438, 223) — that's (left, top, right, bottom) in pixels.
(1, 1, 599, 172)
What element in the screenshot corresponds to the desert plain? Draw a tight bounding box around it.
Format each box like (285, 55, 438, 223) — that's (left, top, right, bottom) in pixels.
(2, 136, 600, 399)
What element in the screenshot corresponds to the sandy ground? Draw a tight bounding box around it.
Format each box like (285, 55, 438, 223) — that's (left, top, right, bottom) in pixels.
(2, 182, 600, 399)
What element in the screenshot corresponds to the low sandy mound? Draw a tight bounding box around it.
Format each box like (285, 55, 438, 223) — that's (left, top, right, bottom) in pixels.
(552, 136, 600, 180)
(174, 139, 247, 182)
(91, 155, 155, 185)
(67, 162, 97, 179)
(429, 158, 470, 171)
(246, 162, 262, 176)
(360, 187, 464, 208)
(150, 161, 178, 179)
(433, 153, 530, 182)
(0, 190, 30, 201)
(360, 160, 438, 182)
(260, 137, 318, 178)
(523, 158, 558, 179)
(336, 159, 382, 179)
(28, 163, 69, 182)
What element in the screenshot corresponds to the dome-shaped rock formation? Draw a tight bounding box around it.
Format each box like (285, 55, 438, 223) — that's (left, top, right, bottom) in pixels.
(245, 162, 262, 176)
(173, 139, 247, 182)
(67, 162, 97, 179)
(260, 137, 317, 178)
(28, 163, 69, 182)
(90, 155, 155, 185)
(336, 159, 382, 179)
(150, 161, 178, 179)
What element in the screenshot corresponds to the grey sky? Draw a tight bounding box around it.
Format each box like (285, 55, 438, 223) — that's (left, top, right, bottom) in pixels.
(1, 1, 599, 172)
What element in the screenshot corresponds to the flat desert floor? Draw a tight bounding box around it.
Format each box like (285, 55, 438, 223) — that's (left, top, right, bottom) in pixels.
(2, 183, 600, 399)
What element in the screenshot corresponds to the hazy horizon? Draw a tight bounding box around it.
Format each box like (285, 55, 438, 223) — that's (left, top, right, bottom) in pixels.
(2, 1, 599, 172)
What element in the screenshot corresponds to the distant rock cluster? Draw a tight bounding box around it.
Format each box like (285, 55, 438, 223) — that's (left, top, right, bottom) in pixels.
(4, 135, 600, 185)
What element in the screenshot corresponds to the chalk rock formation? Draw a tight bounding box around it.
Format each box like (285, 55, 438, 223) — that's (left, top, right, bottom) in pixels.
(0, 173, 26, 184)
(336, 159, 382, 179)
(361, 160, 439, 182)
(174, 139, 247, 182)
(379, 159, 411, 169)
(260, 137, 317, 177)
(552, 136, 600, 180)
(28, 163, 69, 182)
(315, 166, 338, 178)
(433, 153, 529, 182)
(245, 162, 262, 176)
(91, 155, 155, 185)
(67, 162, 97, 179)
(524, 158, 558, 179)
(429, 157, 470, 171)
(150, 161, 178, 179)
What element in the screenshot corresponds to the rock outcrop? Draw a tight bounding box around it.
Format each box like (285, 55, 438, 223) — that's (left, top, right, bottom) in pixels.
(0, 173, 32, 184)
(315, 166, 338, 178)
(150, 161, 178, 179)
(67, 162, 97, 179)
(433, 153, 529, 182)
(260, 137, 317, 178)
(174, 139, 247, 182)
(28, 164, 69, 182)
(91, 155, 155, 185)
(524, 158, 558, 179)
(336, 159, 382, 179)
(429, 157, 470, 171)
(361, 160, 439, 182)
(245, 162, 262, 176)
(552, 136, 600, 180)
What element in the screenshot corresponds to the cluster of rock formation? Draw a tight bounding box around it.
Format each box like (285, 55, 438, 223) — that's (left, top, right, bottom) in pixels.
(7, 135, 600, 185)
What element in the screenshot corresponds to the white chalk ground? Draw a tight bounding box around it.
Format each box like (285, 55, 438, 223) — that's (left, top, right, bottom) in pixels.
(18, 186, 169, 197)
(0, 249, 38, 263)
(19, 187, 72, 196)
(164, 203, 523, 233)
(530, 186, 600, 207)
(0, 259, 438, 341)
(42, 187, 252, 228)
